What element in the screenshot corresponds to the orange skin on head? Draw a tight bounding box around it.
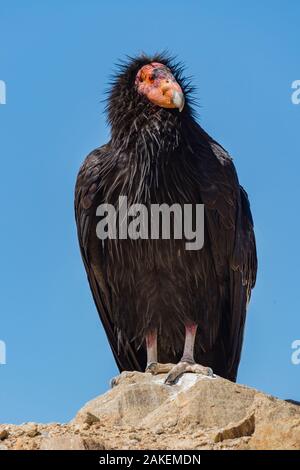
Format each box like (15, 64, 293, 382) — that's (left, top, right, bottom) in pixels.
(135, 62, 184, 110)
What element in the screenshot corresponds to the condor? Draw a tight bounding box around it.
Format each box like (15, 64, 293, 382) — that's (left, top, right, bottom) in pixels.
(75, 54, 257, 384)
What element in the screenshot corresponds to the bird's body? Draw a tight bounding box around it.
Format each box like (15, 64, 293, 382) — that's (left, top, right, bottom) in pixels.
(75, 54, 257, 382)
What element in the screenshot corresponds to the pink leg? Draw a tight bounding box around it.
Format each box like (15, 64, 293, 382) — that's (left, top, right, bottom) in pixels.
(181, 323, 198, 363)
(145, 330, 177, 374)
(164, 322, 213, 385)
(146, 329, 158, 367)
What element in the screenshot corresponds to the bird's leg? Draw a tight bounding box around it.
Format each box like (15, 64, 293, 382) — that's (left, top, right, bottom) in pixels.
(165, 323, 213, 385)
(111, 330, 159, 388)
(146, 329, 157, 368)
(145, 329, 176, 375)
(181, 323, 197, 363)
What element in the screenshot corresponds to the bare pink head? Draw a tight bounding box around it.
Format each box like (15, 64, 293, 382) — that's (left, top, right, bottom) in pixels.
(135, 62, 185, 112)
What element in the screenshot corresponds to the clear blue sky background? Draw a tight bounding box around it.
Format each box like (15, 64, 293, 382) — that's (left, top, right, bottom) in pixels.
(0, 0, 299, 424)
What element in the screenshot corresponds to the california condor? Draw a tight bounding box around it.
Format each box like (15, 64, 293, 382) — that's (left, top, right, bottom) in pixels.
(75, 54, 257, 384)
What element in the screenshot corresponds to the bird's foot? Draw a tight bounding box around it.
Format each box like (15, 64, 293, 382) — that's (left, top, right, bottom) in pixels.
(164, 361, 213, 385)
(145, 362, 177, 375)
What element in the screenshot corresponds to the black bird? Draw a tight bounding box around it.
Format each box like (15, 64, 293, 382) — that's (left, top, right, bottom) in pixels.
(75, 54, 257, 384)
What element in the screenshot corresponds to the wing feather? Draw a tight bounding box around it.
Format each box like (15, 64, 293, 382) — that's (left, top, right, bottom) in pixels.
(202, 140, 257, 380)
(74, 146, 144, 372)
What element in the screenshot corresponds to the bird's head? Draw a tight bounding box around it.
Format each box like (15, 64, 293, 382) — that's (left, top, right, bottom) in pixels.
(107, 53, 195, 150)
(135, 62, 185, 112)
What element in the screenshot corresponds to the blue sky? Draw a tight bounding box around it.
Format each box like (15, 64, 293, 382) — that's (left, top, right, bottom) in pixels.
(0, 0, 299, 423)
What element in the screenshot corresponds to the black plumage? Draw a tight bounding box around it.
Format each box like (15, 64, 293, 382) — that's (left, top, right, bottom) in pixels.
(75, 54, 257, 381)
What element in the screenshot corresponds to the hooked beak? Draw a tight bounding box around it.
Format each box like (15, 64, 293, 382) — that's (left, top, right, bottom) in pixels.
(172, 90, 185, 112)
(150, 76, 185, 112)
(136, 63, 185, 112)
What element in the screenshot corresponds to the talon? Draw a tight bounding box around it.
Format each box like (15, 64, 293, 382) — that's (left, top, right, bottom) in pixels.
(191, 363, 214, 376)
(145, 362, 176, 375)
(164, 361, 188, 385)
(145, 362, 158, 374)
(164, 375, 181, 386)
(164, 361, 214, 385)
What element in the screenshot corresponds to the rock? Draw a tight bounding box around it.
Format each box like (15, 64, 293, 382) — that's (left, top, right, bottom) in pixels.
(75, 372, 171, 427)
(83, 438, 106, 450)
(14, 437, 38, 450)
(76, 372, 256, 431)
(73, 371, 300, 450)
(1, 371, 300, 449)
(248, 394, 300, 450)
(83, 412, 100, 426)
(40, 435, 87, 450)
(0, 429, 9, 440)
(75, 411, 100, 427)
(13, 438, 24, 450)
(81, 423, 90, 431)
(213, 413, 255, 442)
(22, 423, 39, 438)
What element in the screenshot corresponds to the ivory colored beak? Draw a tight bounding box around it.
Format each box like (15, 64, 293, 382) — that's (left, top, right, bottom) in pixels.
(172, 90, 185, 112)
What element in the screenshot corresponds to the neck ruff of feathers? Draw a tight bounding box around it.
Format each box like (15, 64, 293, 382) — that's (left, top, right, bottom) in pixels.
(106, 54, 197, 162)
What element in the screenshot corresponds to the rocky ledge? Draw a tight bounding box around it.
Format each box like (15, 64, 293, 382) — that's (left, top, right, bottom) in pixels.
(0, 371, 299, 450)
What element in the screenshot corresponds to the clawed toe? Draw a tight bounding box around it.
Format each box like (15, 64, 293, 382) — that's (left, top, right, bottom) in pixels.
(145, 362, 158, 374)
(164, 361, 214, 385)
(145, 362, 176, 375)
(111, 362, 213, 387)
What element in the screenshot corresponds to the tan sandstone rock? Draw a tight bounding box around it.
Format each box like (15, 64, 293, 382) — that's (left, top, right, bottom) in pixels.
(40, 435, 87, 450)
(1, 371, 300, 450)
